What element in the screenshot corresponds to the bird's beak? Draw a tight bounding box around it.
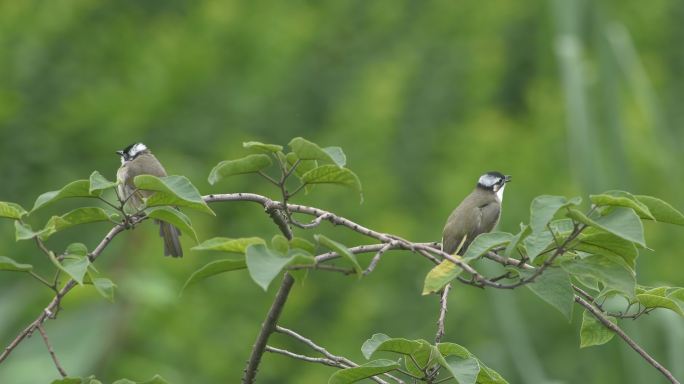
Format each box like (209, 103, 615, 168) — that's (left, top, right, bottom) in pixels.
(504, 175, 512, 183)
(115, 150, 124, 156)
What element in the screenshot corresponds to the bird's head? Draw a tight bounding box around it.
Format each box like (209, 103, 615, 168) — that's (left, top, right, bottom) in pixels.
(116, 143, 149, 164)
(477, 171, 511, 201)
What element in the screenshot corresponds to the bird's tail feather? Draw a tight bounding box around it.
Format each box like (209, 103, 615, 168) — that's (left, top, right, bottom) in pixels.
(157, 220, 183, 257)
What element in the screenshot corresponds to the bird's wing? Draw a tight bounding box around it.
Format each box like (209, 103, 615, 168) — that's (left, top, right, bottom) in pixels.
(476, 201, 501, 235)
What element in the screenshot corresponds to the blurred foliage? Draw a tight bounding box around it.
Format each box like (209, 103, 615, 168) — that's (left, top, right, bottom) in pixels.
(1, 0, 683, 383)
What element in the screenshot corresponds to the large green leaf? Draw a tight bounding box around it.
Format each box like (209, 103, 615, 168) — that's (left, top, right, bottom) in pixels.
(32, 180, 98, 211)
(522, 267, 574, 321)
(0, 201, 27, 220)
(529, 195, 581, 233)
(145, 206, 198, 243)
(208, 154, 272, 185)
(442, 355, 480, 384)
(590, 191, 654, 219)
(61, 255, 90, 285)
(15, 221, 43, 241)
(437, 343, 506, 384)
(89, 171, 118, 194)
(285, 152, 318, 178)
(40, 207, 113, 240)
(360, 334, 423, 359)
(135, 175, 214, 215)
(0, 256, 33, 272)
(181, 258, 247, 293)
(567, 207, 645, 247)
(580, 310, 616, 348)
(423, 259, 462, 295)
(289, 137, 338, 163)
(562, 254, 636, 297)
(636, 294, 684, 317)
(462, 232, 514, 261)
(635, 195, 684, 225)
(315, 234, 362, 276)
(242, 141, 283, 153)
(91, 277, 116, 302)
(328, 359, 400, 384)
(245, 244, 293, 291)
(575, 231, 639, 270)
(301, 165, 363, 201)
(323, 146, 347, 167)
(523, 230, 555, 262)
(503, 224, 531, 259)
(191, 237, 265, 253)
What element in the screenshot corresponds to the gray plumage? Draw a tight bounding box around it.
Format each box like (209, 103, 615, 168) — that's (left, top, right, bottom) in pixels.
(442, 172, 510, 255)
(116, 144, 183, 257)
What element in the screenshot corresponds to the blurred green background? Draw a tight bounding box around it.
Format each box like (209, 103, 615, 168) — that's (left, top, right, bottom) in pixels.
(1, 0, 683, 383)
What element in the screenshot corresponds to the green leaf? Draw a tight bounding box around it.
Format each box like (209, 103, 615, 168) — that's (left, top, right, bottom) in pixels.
(475, 363, 510, 384)
(360, 335, 423, 359)
(271, 234, 290, 254)
(243, 141, 283, 153)
(575, 231, 639, 270)
(145, 206, 198, 243)
(290, 237, 315, 254)
(208, 154, 273, 185)
(315, 234, 363, 276)
(504, 224, 531, 259)
(637, 294, 684, 317)
(323, 146, 347, 167)
(301, 165, 363, 201)
(245, 244, 292, 291)
(562, 254, 636, 297)
(89, 171, 118, 194)
(191, 237, 265, 253)
(522, 267, 574, 321)
(32, 180, 97, 212)
(289, 137, 338, 163)
(0, 201, 27, 220)
(0, 256, 33, 272)
(529, 195, 581, 233)
(91, 277, 116, 302)
(51, 378, 84, 384)
(67, 243, 88, 257)
(134, 175, 214, 215)
(462, 232, 515, 261)
(40, 207, 113, 240)
(112, 376, 169, 384)
(328, 359, 400, 384)
(442, 355, 480, 384)
(590, 191, 654, 220)
(635, 195, 684, 225)
(523, 230, 555, 262)
(580, 310, 616, 348)
(15, 221, 42, 241)
(404, 340, 435, 377)
(423, 259, 462, 295)
(61, 255, 90, 285)
(286, 152, 318, 178)
(181, 258, 247, 293)
(361, 334, 391, 359)
(567, 207, 646, 247)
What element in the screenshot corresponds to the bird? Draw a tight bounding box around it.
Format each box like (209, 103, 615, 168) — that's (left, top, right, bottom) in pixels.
(442, 171, 511, 255)
(116, 143, 183, 257)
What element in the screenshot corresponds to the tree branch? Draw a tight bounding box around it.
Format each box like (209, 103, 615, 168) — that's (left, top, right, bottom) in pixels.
(435, 283, 451, 344)
(242, 273, 295, 384)
(37, 325, 67, 378)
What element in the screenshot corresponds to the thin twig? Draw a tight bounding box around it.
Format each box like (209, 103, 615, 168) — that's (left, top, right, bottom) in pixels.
(242, 274, 295, 384)
(435, 284, 451, 344)
(37, 325, 67, 378)
(363, 242, 393, 276)
(575, 296, 680, 384)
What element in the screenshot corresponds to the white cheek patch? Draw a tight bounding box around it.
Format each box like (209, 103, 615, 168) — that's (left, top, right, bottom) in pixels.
(478, 174, 499, 188)
(496, 184, 506, 202)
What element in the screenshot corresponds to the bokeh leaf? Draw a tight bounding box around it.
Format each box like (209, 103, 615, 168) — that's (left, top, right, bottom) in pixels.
(208, 154, 272, 185)
(0, 201, 27, 220)
(0, 256, 33, 272)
